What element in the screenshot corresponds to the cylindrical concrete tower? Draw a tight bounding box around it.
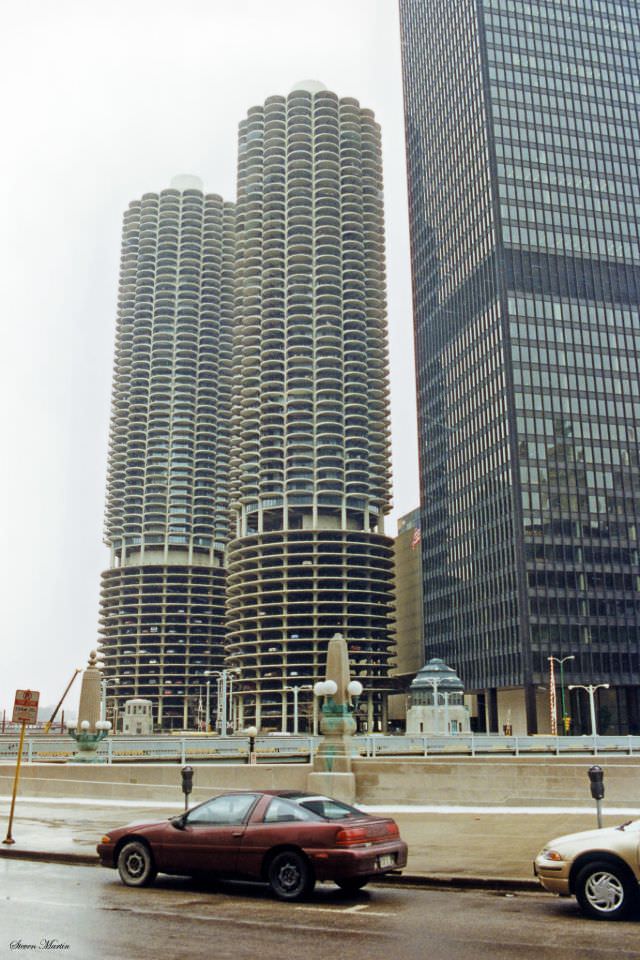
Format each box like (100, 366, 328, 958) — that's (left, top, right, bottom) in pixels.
(98, 177, 235, 730)
(226, 84, 395, 733)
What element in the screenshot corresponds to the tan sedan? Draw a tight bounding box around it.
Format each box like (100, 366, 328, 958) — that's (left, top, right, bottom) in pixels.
(535, 820, 640, 920)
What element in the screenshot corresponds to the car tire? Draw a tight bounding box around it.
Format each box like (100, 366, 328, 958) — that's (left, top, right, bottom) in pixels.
(335, 876, 371, 893)
(267, 850, 315, 901)
(117, 840, 157, 888)
(575, 859, 637, 920)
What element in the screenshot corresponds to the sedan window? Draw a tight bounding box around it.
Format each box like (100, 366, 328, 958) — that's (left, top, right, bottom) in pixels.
(296, 796, 363, 820)
(187, 794, 258, 825)
(264, 797, 320, 823)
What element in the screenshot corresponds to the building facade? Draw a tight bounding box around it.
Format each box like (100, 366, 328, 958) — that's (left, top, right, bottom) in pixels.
(226, 82, 396, 733)
(400, 0, 640, 733)
(388, 508, 424, 727)
(98, 175, 235, 730)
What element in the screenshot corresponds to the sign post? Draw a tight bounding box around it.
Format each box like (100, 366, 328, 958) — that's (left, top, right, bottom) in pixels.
(3, 689, 40, 845)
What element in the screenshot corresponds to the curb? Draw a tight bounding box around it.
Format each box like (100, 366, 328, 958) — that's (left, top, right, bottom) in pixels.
(0, 849, 99, 866)
(0, 848, 539, 891)
(381, 872, 539, 892)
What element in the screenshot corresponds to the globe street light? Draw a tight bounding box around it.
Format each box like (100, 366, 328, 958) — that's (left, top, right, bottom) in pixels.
(568, 683, 610, 737)
(548, 655, 575, 735)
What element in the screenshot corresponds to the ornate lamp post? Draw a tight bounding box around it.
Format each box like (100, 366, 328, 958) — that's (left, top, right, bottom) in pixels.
(67, 652, 112, 762)
(307, 633, 363, 803)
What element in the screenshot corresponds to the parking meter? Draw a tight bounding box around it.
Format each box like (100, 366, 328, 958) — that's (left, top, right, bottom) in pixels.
(245, 726, 258, 765)
(181, 765, 194, 810)
(588, 765, 604, 828)
(588, 765, 604, 800)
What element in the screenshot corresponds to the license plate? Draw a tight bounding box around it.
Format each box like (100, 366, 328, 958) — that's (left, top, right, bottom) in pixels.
(378, 854, 395, 869)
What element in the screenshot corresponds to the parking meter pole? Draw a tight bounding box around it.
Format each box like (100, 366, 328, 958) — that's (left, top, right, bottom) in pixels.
(245, 727, 257, 765)
(588, 766, 605, 828)
(181, 765, 194, 812)
(595, 797, 603, 829)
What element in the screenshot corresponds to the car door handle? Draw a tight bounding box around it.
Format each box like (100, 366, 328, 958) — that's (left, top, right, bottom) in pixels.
(232, 831, 243, 837)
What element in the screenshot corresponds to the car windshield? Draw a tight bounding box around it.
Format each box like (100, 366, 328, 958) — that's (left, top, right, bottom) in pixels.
(293, 795, 364, 820)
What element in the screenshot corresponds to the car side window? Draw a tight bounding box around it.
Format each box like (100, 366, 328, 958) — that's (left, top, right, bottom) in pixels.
(298, 797, 362, 820)
(187, 794, 258, 825)
(263, 797, 318, 823)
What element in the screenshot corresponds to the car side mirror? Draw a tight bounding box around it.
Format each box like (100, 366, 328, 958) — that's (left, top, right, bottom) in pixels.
(171, 814, 187, 830)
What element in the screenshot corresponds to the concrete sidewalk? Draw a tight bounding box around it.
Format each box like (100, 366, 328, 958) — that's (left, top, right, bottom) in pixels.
(1, 795, 636, 891)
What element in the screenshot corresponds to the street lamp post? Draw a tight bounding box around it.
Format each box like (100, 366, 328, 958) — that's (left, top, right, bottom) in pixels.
(207, 669, 240, 736)
(285, 683, 312, 734)
(568, 683, 610, 737)
(548, 655, 575, 735)
(100, 678, 120, 728)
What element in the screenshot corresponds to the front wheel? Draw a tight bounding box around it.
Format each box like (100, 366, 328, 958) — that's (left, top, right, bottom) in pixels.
(117, 840, 157, 887)
(575, 860, 636, 920)
(335, 876, 371, 893)
(268, 850, 314, 901)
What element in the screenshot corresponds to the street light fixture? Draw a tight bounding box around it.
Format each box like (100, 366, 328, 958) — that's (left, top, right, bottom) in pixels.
(568, 683, 610, 737)
(548, 655, 575, 735)
(284, 681, 313, 734)
(206, 669, 240, 736)
(100, 678, 120, 728)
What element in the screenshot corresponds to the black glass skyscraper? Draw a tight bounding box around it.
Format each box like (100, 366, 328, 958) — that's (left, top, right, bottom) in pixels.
(399, 0, 640, 734)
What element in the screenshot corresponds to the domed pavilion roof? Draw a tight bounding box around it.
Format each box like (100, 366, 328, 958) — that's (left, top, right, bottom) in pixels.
(409, 658, 464, 693)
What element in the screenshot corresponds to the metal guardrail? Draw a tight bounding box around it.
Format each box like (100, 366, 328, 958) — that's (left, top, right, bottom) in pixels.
(1, 733, 640, 763)
(356, 734, 640, 758)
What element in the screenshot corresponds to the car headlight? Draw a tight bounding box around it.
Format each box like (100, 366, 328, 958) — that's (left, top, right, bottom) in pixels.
(541, 848, 564, 862)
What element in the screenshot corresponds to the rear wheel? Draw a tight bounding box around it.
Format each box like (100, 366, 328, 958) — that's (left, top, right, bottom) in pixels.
(335, 876, 371, 893)
(268, 850, 314, 901)
(117, 840, 157, 888)
(575, 860, 636, 920)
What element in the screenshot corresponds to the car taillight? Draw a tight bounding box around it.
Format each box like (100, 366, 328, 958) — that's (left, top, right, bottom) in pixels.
(335, 827, 369, 846)
(385, 821, 399, 838)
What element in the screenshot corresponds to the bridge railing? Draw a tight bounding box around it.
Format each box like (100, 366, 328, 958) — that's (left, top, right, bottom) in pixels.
(1, 733, 639, 763)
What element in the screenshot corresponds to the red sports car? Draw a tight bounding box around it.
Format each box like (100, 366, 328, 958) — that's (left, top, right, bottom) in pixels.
(97, 790, 408, 900)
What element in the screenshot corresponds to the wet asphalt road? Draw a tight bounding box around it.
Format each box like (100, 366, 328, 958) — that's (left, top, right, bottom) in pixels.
(1, 861, 640, 960)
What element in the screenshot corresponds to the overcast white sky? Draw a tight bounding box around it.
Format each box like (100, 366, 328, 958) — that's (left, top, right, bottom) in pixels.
(0, 0, 418, 715)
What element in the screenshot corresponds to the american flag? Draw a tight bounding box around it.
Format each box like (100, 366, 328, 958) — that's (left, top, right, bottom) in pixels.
(411, 527, 421, 549)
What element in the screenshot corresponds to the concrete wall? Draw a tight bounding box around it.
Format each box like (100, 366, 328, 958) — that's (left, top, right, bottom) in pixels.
(0, 763, 309, 803)
(353, 757, 640, 806)
(2, 756, 638, 808)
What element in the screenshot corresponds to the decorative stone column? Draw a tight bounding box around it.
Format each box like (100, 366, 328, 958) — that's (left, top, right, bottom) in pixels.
(67, 651, 111, 763)
(307, 633, 363, 802)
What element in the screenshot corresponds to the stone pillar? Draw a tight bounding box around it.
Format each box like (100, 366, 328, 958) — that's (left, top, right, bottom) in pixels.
(307, 633, 361, 802)
(76, 651, 103, 732)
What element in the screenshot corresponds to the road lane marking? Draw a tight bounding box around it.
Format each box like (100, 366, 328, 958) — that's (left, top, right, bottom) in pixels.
(295, 903, 393, 917)
(5, 895, 395, 938)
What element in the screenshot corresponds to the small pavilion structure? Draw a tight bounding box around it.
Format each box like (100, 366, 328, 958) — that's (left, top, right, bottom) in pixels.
(406, 658, 470, 735)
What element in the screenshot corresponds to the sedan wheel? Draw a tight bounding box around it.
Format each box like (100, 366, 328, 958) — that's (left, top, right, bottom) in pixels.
(575, 860, 635, 920)
(268, 850, 314, 901)
(117, 840, 157, 888)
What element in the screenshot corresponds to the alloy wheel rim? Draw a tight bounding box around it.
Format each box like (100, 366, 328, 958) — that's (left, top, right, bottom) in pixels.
(278, 861, 300, 890)
(585, 871, 624, 912)
(126, 852, 145, 878)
